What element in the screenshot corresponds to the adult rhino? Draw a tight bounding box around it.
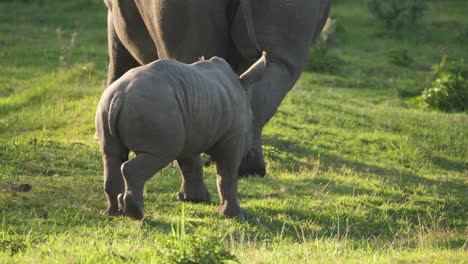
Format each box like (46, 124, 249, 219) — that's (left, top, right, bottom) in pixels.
(104, 0, 332, 176)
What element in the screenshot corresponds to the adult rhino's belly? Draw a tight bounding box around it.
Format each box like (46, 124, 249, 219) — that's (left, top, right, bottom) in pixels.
(131, 0, 232, 63)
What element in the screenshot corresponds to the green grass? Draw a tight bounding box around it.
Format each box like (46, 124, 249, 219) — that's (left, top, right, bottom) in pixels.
(1, 0, 467, 263)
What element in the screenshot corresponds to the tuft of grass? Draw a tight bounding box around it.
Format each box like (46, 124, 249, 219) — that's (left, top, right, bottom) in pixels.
(157, 205, 238, 263)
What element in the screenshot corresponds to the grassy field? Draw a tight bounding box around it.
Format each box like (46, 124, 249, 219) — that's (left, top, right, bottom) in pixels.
(0, 0, 467, 263)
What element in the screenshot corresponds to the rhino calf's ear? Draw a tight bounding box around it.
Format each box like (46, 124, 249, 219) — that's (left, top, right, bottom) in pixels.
(240, 51, 267, 89)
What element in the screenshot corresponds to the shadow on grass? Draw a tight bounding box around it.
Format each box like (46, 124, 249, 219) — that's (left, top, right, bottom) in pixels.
(431, 155, 467, 174)
(263, 135, 466, 196)
(0, 141, 101, 177)
(0, 93, 47, 131)
(141, 217, 176, 233)
(232, 135, 467, 243)
(1, 137, 464, 248)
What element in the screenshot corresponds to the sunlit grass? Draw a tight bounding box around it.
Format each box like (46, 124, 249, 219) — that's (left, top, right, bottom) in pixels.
(1, 0, 466, 262)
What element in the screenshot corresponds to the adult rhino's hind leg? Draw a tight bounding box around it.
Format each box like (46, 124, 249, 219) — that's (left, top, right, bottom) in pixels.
(177, 155, 210, 203)
(106, 11, 140, 86)
(119, 153, 171, 220)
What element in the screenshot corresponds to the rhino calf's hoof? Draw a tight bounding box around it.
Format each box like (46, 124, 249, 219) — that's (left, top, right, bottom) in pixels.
(177, 185, 211, 203)
(102, 208, 123, 217)
(177, 192, 211, 203)
(117, 192, 144, 220)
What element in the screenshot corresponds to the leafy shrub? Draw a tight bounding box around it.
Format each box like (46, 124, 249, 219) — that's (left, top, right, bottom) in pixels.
(422, 56, 468, 112)
(307, 19, 344, 74)
(307, 40, 342, 73)
(387, 49, 414, 67)
(158, 234, 237, 264)
(457, 27, 468, 41)
(0, 232, 28, 256)
(56, 27, 78, 66)
(367, 0, 428, 32)
(157, 206, 237, 263)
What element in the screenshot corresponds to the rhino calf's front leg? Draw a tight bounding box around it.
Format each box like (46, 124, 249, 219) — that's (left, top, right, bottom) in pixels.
(214, 144, 248, 222)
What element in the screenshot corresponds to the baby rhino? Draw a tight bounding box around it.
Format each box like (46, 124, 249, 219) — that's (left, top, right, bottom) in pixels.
(95, 53, 267, 221)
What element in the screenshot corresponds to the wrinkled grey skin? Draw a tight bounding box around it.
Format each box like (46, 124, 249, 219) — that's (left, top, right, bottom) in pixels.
(104, 0, 331, 176)
(96, 54, 267, 220)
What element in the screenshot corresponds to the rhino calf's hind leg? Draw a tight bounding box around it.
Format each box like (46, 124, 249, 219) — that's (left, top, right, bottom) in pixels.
(119, 153, 171, 220)
(177, 155, 210, 203)
(103, 153, 127, 216)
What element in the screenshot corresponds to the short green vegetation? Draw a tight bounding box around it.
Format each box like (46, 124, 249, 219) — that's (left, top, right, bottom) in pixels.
(422, 56, 468, 112)
(367, 0, 428, 32)
(1, 0, 466, 263)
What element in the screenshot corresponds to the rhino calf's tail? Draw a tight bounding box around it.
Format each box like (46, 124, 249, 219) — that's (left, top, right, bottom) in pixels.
(107, 93, 125, 137)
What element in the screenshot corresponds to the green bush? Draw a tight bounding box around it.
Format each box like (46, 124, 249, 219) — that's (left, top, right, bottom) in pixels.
(422, 57, 468, 112)
(0, 232, 28, 256)
(457, 27, 468, 41)
(307, 40, 342, 73)
(367, 0, 428, 32)
(387, 49, 414, 67)
(158, 234, 237, 264)
(156, 206, 237, 264)
(306, 17, 345, 74)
